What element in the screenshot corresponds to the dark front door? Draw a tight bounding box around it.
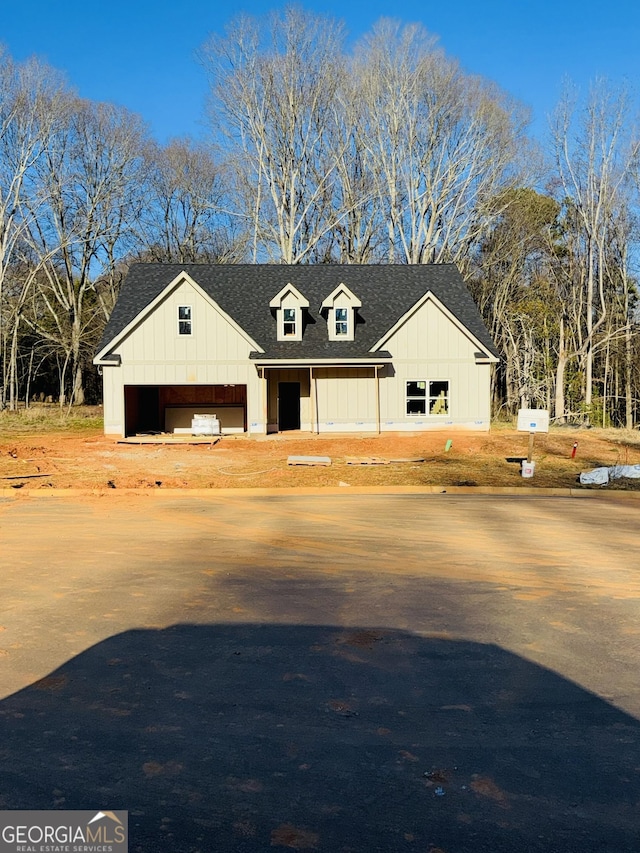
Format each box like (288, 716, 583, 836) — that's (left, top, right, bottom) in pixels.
(278, 382, 301, 431)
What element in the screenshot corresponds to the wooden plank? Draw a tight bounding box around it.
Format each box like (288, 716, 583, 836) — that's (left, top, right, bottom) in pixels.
(287, 455, 332, 467)
(117, 435, 221, 445)
(0, 473, 53, 480)
(344, 456, 389, 465)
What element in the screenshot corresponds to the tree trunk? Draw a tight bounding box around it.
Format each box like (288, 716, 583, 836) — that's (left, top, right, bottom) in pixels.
(25, 347, 34, 409)
(625, 323, 633, 429)
(72, 361, 85, 405)
(8, 314, 19, 411)
(555, 316, 567, 422)
(602, 339, 610, 428)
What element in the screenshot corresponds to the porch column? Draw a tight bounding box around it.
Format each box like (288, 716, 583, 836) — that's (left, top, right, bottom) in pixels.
(375, 365, 380, 434)
(309, 367, 314, 434)
(261, 367, 268, 433)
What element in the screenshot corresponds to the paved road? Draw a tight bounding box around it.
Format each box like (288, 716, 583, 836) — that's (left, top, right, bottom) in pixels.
(1, 493, 639, 852)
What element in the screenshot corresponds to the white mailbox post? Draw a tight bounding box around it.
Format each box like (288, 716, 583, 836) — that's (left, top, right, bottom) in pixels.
(517, 409, 550, 434)
(517, 409, 549, 473)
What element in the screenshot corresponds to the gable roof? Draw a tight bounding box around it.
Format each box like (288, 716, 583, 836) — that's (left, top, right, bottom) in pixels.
(269, 282, 309, 309)
(95, 270, 263, 362)
(97, 263, 498, 361)
(321, 283, 362, 310)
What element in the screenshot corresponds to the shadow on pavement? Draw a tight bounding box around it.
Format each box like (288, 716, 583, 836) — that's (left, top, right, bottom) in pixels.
(0, 623, 638, 853)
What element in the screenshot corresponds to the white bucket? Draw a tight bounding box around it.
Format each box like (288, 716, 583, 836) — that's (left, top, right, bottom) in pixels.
(521, 460, 536, 478)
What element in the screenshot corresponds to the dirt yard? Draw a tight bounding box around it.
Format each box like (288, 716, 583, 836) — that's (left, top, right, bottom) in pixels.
(2, 491, 640, 851)
(1, 406, 640, 490)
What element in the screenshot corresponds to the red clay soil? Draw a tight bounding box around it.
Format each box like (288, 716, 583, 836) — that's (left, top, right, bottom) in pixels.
(1, 419, 639, 491)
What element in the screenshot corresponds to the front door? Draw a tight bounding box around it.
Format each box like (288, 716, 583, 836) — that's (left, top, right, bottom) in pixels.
(278, 382, 301, 431)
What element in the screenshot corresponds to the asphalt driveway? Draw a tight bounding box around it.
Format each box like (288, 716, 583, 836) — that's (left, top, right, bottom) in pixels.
(0, 492, 639, 852)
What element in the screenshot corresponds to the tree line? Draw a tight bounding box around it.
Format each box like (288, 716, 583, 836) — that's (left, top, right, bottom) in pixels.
(1, 9, 639, 427)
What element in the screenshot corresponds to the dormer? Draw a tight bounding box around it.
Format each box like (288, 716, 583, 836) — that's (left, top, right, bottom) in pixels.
(321, 283, 361, 342)
(269, 283, 309, 342)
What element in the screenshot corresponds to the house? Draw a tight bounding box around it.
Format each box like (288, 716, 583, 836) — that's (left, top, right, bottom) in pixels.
(94, 264, 499, 437)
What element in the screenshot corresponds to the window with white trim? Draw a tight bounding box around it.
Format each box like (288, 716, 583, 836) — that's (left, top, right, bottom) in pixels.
(270, 283, 308, 341)
(283, 307, 297, 337)
(321, 284, 360, 341)
(178, 305, 192, 335)
(406, 380, 449, 416)
(335, 307, 349, 337)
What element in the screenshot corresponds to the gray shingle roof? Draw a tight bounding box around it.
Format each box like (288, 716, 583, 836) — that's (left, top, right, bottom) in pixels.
(97, 263, 498, 360)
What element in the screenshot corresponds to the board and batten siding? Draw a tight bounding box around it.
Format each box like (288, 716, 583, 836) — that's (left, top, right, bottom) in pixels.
(379, 298, 491, 431)
(101, 280, 264, 436)
(315, 368, 377, 432)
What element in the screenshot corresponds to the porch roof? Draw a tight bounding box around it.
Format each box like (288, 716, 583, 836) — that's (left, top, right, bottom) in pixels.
(251, 353, 392, 367)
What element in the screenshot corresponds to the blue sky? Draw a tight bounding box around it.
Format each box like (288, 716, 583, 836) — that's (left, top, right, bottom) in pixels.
(2, 0, 639, 144)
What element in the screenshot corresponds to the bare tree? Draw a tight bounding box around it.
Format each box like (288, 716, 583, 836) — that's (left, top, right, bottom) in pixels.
(22, 97, 147, 404)
(353, 20, 528, 267)
(327, 77, 384, 263)
(200, 7, 352, 264)
(551, 79, 640, 418)
(0, 49, 67, 408)
(471, 188, 562, 413)
(137, 138, 245, 263)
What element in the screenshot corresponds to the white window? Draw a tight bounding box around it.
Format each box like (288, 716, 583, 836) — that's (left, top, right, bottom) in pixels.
(406, 381, 427, 416)
(283, 307, 297, 337)
(270, 284, 308, 342)
(321, 284, 360, 342)
(406, 380, 449, 416)
(178, 305, 192, 335)
(335, 307, 349, 337)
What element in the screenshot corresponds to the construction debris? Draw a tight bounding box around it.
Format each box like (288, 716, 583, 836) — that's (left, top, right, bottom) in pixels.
(579, 464, 640, 486)
(287, 455, 332, 466)
(345, 456, 425, 465)
(0, 473, 53, 480)
(344, 456, 389, 465)
(117, 435, 221, 446)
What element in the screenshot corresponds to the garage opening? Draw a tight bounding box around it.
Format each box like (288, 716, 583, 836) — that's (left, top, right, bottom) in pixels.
(124, 385, 247, 436)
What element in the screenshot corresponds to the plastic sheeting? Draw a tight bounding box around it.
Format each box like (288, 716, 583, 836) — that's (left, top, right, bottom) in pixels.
(579, 464, 640, 486)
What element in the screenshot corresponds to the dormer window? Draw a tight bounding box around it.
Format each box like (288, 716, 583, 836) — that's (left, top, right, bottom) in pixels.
(269, 283, 309, 342)
(283, 307, 297, 337)
(335, 308, 349, 337)
(321, 283, 361, 342)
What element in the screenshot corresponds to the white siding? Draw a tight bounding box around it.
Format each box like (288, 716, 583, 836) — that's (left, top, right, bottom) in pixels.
(117, 281, 254, 367)
(101, 280, 265, 436)
(379, 298, 491, 431)
(102, 365, 125, 436)
(315, 368, 377, 431)
(101, 279, 493, 436)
